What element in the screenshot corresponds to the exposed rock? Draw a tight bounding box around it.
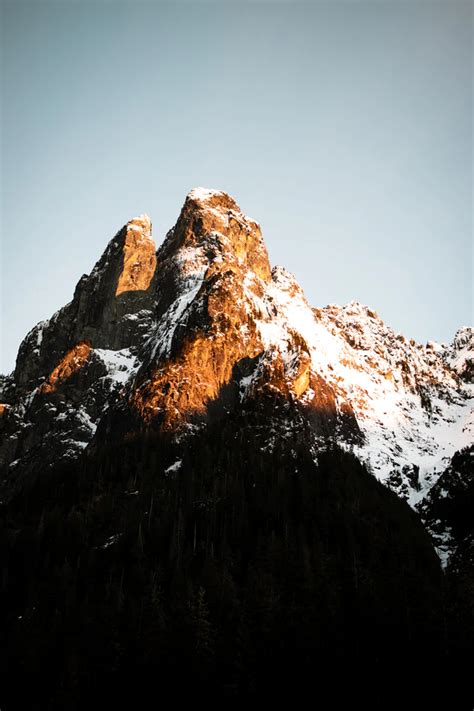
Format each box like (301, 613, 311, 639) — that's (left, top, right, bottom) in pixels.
(442, 327, 474, 383)
(131, 188, 270, 428)
(0, 214, 154, 494)
(39, 341, 92, 394)
(417, 445, 474, 567)
(13, 215, 157, 392)
(115, 215, 156, 296)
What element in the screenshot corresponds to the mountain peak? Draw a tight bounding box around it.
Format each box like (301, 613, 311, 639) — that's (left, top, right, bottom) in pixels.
(159, 187, 270, 284)
(184, 187, 243, 219)
(186, 186, 235, 204)
(182, 186, 259, 230)
(128, 212, 151, 226)
(116, 214, 156, 296)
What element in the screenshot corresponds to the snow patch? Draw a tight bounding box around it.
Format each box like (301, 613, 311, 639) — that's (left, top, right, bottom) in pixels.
(94, 348, 138, 385)
(165, 460, 182, 474)
(101, 533, 122, 549)
(187, 187, 226, 202)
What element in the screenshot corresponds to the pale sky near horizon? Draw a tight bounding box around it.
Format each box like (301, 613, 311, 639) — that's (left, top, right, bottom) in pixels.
(1, 0, 472, 374)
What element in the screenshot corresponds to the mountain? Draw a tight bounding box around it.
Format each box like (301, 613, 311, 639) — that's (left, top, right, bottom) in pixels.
(0, 188, 472, 707)
(1, 188, 472, 532)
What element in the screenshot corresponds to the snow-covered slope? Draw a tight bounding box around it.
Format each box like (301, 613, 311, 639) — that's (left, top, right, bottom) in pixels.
(239, 265, 473, 504)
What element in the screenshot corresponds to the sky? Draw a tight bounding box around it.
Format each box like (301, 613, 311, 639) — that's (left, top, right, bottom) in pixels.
(1, 0, 472, 374)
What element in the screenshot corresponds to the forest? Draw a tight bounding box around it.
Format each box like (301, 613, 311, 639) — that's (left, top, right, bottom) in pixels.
(1, 404, 472, 708)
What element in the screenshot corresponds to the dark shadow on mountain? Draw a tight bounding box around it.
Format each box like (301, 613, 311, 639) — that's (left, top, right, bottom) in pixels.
(2, 352, 472, 708)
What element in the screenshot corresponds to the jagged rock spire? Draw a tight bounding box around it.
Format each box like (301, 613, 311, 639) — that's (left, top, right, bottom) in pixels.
(14, 215, 157, 390)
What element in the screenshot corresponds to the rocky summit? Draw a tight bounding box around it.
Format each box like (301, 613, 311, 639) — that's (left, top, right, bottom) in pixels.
(0, 189, 473, 707)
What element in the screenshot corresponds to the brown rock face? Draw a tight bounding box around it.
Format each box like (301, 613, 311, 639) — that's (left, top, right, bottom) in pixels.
(121, 190, 357, 440)
(39, 341, 92, 394)
(131, 189, 271, 427)
(127, 190, 346, 436)
(133, 337, 254, 426)
(177, 189, 271, 282)
(116, 215, 156, 296)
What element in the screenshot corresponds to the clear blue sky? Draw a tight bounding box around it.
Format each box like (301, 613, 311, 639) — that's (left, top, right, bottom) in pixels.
(1, 0, 472, 374)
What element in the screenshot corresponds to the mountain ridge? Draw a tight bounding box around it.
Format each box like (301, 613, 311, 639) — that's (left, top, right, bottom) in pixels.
(1, 188, 472, 562)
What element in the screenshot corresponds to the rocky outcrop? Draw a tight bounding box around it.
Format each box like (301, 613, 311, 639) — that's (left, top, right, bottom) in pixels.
(131, 188, 271, 428)
(115, 215, 157, 296)
(13, 215, 156, 392)
(0, 215, 155, 494)
(38, 341, 92, 394)
(443, 327, 474, 383)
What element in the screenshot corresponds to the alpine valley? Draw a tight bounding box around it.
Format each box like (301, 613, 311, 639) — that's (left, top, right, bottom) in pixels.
(1, 189, 472, 707)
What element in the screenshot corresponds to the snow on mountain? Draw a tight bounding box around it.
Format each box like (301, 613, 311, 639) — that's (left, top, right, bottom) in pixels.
(1, 188, 472, 548)
(236, 260, 474, 505)
(94, 348, 139, 386)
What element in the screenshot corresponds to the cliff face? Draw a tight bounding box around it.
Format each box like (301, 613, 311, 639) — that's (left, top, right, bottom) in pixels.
(0, 215, 155, 486)
(115, 215, 156, 296)
(12, 214, 156, 392)
(130, 188, 272, 428)
(1, 188, 472, 557)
